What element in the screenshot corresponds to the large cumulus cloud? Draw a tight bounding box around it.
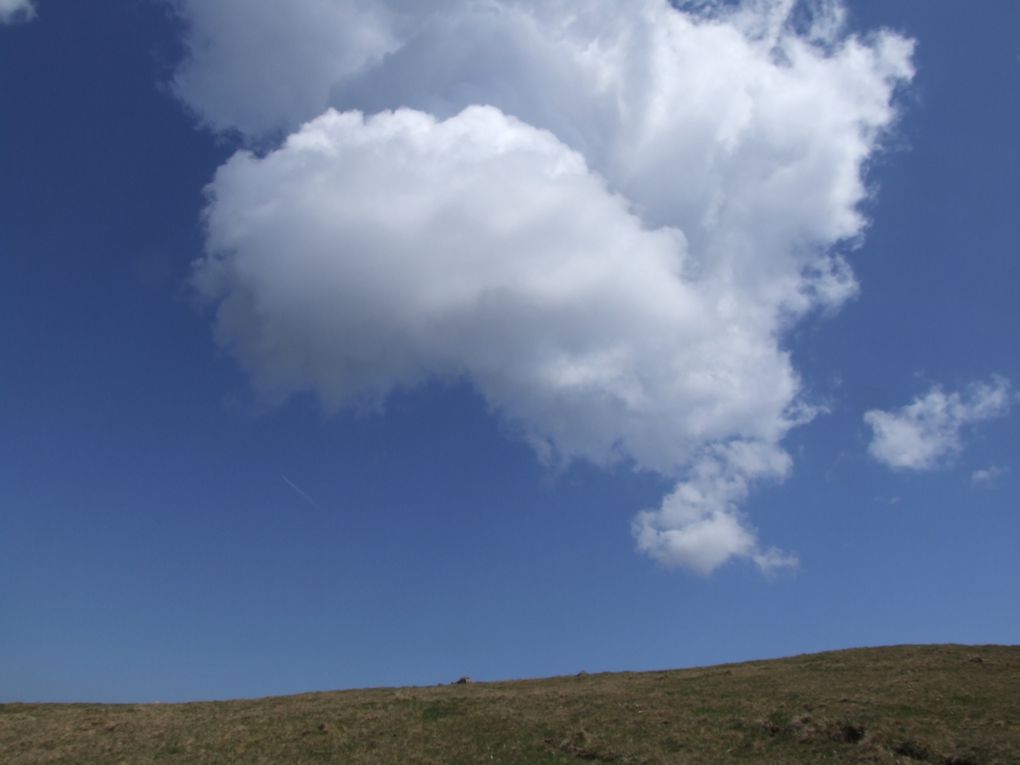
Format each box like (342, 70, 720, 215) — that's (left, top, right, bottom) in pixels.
(179, 0, 915, 574)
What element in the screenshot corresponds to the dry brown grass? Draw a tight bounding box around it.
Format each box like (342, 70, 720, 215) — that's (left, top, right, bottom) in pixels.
(2, 644, 1018, 764)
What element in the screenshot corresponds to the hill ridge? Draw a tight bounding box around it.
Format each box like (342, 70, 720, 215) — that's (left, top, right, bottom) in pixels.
(3, 644, 1018, 764)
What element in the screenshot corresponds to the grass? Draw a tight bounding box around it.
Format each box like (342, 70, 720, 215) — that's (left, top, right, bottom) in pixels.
(2, 644, 1018, 764)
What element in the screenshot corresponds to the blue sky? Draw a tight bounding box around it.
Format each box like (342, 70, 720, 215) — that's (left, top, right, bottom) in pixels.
(1, 0, 1018, 703)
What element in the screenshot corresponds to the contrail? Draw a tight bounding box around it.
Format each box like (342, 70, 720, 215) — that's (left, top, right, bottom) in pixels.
(280, 473, 324, 514)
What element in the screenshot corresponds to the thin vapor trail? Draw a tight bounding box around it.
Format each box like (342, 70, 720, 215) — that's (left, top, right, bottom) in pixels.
(280, 473, 324, 514)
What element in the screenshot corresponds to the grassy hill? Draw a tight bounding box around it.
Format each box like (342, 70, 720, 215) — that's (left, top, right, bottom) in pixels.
(2, 644, 1017, 764)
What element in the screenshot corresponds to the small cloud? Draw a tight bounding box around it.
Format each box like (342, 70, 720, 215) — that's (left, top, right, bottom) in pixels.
(0, 0, 35, 25)
(864, 377, 1013, 471)
(972, 466, 1007, 487)
(632, 442, 797, 576)
(874, 495, 902, 506)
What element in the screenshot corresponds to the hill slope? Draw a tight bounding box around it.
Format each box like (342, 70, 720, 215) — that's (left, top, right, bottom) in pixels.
(2, 644, 1018, 764)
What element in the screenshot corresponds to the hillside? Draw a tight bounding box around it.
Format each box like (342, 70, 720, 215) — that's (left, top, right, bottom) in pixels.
(2, 644, 1017, 764)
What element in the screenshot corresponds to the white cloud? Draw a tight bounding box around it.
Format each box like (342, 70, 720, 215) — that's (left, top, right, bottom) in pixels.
(864, 377, 1013, 471)
(0, 0, 35, 24)
(633, 441, 798, 575)
(181, 0, 915, 574)
(971, 465, 1007, 487)
(198, 106, 801, 474)
(170, 0, 398, 136)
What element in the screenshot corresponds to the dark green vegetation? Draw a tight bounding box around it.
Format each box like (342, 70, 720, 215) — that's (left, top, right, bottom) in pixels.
(3, 645, 1018, 764)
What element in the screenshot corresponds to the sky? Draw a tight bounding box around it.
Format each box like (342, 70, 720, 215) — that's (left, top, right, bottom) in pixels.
(1, 0, 1018, 703)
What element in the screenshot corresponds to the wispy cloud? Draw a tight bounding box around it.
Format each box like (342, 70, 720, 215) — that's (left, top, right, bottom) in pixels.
(972, 466, 1007, 487)
(874, 496, 902, 506)
(0, 0, 35, 25)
